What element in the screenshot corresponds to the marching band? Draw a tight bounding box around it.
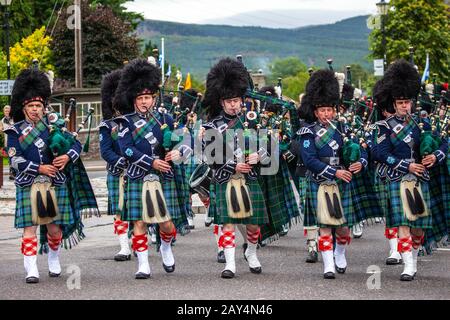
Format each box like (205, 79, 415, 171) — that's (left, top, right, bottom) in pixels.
(3, 55, 449, 284)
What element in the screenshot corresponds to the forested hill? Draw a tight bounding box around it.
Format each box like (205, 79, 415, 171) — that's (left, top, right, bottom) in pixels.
(137, 15, 371, 78)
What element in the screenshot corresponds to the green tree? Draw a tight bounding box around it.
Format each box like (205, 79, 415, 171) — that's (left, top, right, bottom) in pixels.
(369, 0, 450, 81)
(268, 57, 308, 83)
(90, 0, 143, 29)
(1, 0, 57, 46)
(282, 71, 310, 102)
(51, 0, 140, 87)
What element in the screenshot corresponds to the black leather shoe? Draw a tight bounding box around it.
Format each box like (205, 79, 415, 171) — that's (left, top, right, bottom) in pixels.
(306, 251, 318, 263)
(323, 272, 335, 279)
(249, 267, 262, 274)
(114, 254, 131, 262)
(48, 272, 61, 278)
(386, 257, 402, 265)
(221, 269, 235, 279)
(400, 273, 414, 281)
(135, 272, 151, 279)
(26, 276, 39, 284)
(336, 266, 346, 274)
(163, 263, 175, 273)
(217, 251, 226, 263)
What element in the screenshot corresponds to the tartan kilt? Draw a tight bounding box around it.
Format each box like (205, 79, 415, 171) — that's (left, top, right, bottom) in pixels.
(425, 164, 449, 246)
(173, 164, 192, 219)
(15, 183, 75, 229)
(213, 177, 269, 226)
(297, 177, 307, 206)
(123, 171, 187, 232)
(350, 168, 384, 221)
(259, 161, 302, 241)
(373, 178, 389, 218)
(444, 157, 450, 228)
(281, 161, 302, 222)
(303, 178, 357, 228)
(385, 180, 432, 229)
(106, 173, 123, 216)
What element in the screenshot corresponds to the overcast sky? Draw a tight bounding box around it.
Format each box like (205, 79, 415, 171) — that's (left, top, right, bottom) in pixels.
(125, 0, 380, 28)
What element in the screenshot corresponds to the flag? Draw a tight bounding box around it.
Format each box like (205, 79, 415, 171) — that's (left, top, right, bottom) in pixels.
(165, 65, 172, 78)
(421, 53, 430, 84)
(185, 73, 192, 90)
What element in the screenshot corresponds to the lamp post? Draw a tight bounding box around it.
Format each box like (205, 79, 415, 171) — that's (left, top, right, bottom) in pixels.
(376, 0, 389, 69)
(1, 0, 12, 81)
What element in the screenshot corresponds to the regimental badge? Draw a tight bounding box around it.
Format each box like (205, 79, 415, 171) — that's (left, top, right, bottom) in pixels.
(48, 113, 58, 124)
(393, 124, 403, 134)
(317, 128, 327, 137)
(329, 140, 339, 150)
(135, 119, 146, 129)
(403, 135, 412, 143)
(22, 126, 33, 136)
(8, 147, 16, 157)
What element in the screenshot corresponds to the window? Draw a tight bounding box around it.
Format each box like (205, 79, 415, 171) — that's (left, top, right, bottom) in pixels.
(76, 102, 102, 131)
(49, 103, 63, 115)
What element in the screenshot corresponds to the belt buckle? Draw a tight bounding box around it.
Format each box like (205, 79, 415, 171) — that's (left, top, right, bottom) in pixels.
(143, 174, 160, 182)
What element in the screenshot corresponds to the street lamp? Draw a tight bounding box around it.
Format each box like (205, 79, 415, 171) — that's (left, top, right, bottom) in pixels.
(376, 0, 389, 69)
(1, 0, 12, 81)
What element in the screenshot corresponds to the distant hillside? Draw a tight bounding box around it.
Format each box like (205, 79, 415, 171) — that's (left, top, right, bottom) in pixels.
(137, 15, 371, 79)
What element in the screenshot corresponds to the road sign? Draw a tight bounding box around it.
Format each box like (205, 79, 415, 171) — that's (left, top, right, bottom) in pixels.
(374, 59, 385, 76)
(0, 80, 14, 96)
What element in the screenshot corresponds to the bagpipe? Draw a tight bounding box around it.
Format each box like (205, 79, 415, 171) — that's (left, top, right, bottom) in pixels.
(412, 88, 449, 157)
(45, 98, 99, 214)
(41, 98, 95, 156)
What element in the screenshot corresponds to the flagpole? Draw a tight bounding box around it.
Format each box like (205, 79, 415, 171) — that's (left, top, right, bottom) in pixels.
(161, 37, 165, 84)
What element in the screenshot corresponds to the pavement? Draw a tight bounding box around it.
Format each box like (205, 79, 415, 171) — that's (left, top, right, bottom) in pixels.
(0, 214, 449, 300)
(1, 159, 449, 300)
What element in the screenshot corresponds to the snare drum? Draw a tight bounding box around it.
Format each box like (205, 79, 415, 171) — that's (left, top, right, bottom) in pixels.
(189, 163, 212, 198)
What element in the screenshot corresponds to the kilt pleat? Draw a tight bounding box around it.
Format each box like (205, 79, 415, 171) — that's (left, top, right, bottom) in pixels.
(106, 173, 123, 216)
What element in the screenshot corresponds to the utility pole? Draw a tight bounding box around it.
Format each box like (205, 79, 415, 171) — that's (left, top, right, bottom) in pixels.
(74, 0, 83, 88)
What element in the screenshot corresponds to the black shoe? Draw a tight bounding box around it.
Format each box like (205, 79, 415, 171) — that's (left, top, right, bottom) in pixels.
(306, 251, 318, 263)
(323, 272, 335, 279)
(114, 254, 131, 262)
(335, 265, 346, 274)
(48, 272, 60, 278)
(400, 273, 414, 281)
(26, 276, 39, 284)
(221, 269, 235, 279)
(135, 272, 151, 279)
(249, 267, 262, 274)
(204, 218, 213, 227)
(217, 251, 226, 263)
(386, 257, 402, 265)
(163, 263, 175, 273)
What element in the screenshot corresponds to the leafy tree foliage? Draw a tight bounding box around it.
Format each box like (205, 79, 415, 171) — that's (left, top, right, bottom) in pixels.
(369, 0, 450, 81)
(51, 0, 140, 87)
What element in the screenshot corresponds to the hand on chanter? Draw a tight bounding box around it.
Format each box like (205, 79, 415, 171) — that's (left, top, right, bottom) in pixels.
(336, 169, 352, 183)
(236, 163, 252, 174)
